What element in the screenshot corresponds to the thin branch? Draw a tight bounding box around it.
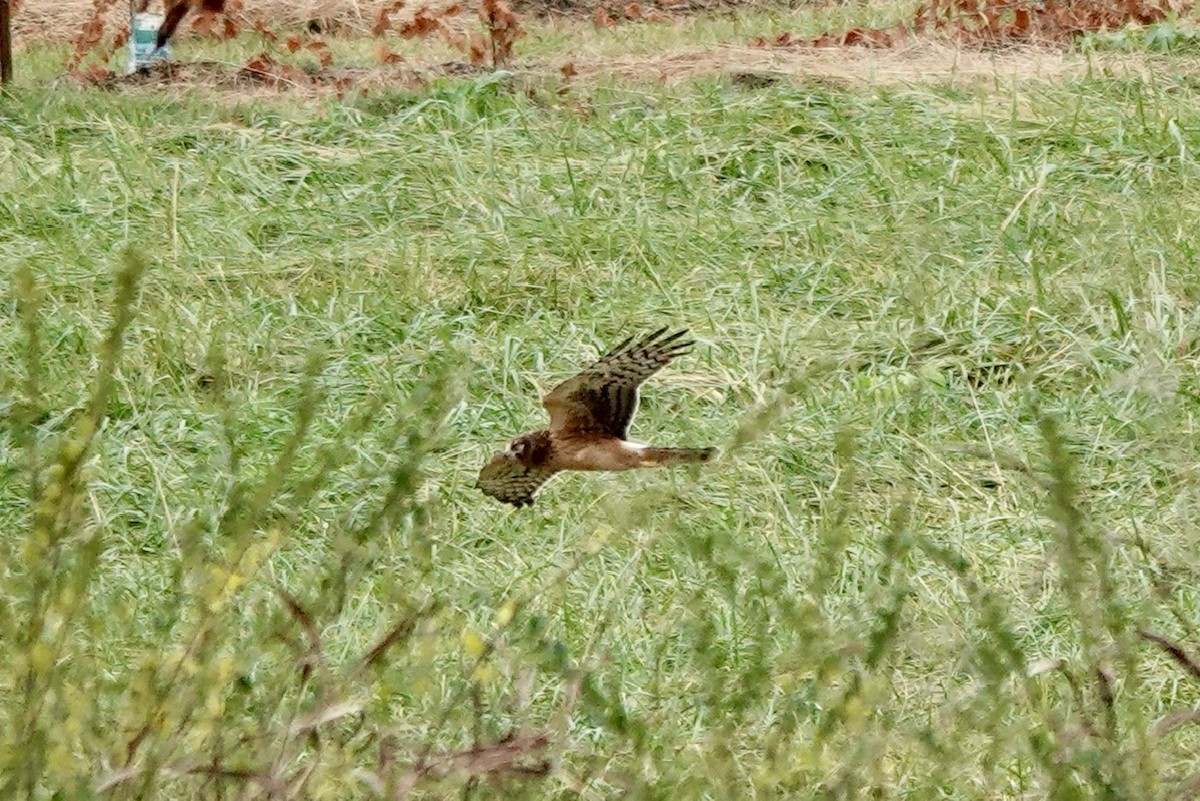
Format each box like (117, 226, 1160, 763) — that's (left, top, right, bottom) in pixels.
(1139, 629, 1200, 683)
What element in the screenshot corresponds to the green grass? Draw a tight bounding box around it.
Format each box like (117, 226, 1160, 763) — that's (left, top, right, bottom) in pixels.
(6, 16, 1200, 798)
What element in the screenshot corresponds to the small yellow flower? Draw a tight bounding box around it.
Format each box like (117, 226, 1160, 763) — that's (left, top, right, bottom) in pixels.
(462, 628, 487, 659)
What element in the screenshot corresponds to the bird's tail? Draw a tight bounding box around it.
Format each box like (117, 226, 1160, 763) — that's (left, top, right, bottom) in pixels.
(641, 447, 717, 466)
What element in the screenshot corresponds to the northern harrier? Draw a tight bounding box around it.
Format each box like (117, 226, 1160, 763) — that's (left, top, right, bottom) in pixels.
(476, 328, 716, 508)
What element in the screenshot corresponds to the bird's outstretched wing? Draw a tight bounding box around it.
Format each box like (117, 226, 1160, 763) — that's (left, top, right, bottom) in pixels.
(542, 328, 693, 439)
(476, 456, 560, 508)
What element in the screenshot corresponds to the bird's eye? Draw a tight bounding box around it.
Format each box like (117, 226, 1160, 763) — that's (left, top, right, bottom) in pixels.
(511, 441, 525, 455)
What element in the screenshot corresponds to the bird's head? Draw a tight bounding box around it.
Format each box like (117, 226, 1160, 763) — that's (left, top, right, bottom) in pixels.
(505, 430, 552, 465)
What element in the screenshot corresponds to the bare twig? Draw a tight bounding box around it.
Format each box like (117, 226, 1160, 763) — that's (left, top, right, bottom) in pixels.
(1139, 629, 1200, 683)
(392, 731, 552, 799)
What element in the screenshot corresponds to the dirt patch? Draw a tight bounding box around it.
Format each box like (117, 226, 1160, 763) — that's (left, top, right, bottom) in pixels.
(579, 41, 1092, 86)
(69, 38, 1172, 100)
(82, 54, 481, 94)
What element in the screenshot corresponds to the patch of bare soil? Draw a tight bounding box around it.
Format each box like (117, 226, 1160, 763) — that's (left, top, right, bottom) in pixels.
(577, 41, 1111, 86)
(68, 38, 1168, 100)
(79, 54, 479, 94)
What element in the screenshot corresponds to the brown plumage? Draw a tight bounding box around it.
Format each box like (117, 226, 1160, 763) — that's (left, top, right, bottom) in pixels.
(476, 328, 716, 508)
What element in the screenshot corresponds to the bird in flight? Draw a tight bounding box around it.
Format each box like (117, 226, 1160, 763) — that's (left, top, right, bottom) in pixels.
(476, 328, 716, 508)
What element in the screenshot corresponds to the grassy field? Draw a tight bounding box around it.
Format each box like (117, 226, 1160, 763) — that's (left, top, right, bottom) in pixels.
(6, 10, 1200, 798)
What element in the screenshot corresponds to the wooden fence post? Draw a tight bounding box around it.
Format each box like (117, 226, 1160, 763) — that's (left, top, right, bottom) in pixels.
(0, 0, 13, 85)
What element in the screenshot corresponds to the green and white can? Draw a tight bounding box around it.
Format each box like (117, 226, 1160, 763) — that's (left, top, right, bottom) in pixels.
(127, 12, 167, 73)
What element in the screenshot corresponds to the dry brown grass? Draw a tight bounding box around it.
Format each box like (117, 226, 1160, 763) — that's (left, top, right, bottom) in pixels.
(63, 36, 1185, 102)
(14, 0, 417, 41)
(14, 0, 699, 41)
(577, 41, 1074, 84)
(565, 39, 1179, 87)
